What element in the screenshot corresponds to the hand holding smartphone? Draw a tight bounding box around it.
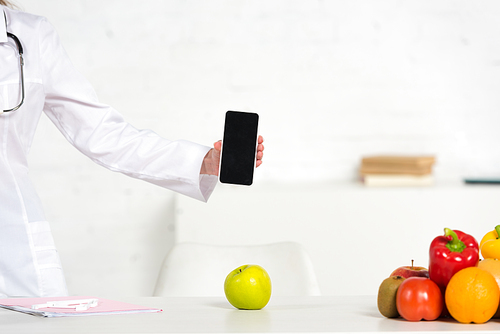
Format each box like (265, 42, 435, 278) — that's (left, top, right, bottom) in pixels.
(219, 111, 259, 186)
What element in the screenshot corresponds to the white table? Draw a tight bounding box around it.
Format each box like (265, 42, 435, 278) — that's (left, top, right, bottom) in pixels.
(0, 295, 498, 333)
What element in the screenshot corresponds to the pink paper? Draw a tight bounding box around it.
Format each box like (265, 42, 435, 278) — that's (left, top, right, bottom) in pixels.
(0, 296, 162, 315)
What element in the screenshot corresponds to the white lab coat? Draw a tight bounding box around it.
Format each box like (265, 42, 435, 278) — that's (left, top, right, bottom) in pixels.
(0, 6, 217, 297)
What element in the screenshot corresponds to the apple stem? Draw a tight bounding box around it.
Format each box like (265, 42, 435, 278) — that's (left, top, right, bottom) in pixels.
(239, 269, 242, 273)
(411, 259, 414, 270)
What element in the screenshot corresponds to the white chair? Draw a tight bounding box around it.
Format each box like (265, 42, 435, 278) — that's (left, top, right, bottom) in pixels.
(153, 242, 321, 297)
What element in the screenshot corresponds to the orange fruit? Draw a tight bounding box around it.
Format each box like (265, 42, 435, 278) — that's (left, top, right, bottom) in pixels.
(445, 267, 500, 324)
(478, 258, 500, 318)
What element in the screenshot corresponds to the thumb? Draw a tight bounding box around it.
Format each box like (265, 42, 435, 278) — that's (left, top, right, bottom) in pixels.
(213, 140, 222, 151)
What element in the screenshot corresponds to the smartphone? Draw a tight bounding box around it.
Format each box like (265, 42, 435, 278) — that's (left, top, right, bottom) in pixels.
(219, 111, 259, 186)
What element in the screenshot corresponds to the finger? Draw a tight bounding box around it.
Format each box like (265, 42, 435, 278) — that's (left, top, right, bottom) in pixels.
(256, 151, 263, 160)
(258, 135, 264, 144)
(256, 160, 263, 168)
(257, 143, 264, 152)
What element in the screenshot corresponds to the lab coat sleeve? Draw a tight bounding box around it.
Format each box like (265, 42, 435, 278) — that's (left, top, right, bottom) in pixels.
(37, 18, 217, 202)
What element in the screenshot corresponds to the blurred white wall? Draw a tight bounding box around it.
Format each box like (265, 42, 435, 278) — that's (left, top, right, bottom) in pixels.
(175, 183, 500, 296)
(13, 0, 500, 296)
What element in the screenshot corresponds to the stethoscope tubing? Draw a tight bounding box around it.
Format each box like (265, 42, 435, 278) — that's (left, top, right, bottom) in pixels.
(2, 10, 25, 113)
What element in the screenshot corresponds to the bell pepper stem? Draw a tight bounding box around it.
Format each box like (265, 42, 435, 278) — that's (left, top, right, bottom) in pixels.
(495, 225, 500, 239)
(444, 228, 466, 253)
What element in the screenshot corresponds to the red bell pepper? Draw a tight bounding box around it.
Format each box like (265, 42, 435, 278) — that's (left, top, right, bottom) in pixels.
(429, 228, 479, 293)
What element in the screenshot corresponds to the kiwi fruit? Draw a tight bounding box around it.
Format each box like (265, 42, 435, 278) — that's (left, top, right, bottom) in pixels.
(377, 275, 405, 318)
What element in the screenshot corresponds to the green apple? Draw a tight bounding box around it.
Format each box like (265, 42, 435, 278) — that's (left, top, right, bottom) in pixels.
(224, 264, 272, 310)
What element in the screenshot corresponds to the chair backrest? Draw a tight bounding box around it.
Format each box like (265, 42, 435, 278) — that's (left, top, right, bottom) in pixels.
(153, 242, 321, 297)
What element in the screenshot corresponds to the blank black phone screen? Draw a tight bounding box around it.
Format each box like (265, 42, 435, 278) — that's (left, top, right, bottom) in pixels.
(219, 111, 259, 186)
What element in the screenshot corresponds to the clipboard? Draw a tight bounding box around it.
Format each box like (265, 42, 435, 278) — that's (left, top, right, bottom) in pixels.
(0, 296, 162, 318)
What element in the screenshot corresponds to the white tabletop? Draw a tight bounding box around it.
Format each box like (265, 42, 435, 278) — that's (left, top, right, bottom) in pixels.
(0, 295, 498, 333)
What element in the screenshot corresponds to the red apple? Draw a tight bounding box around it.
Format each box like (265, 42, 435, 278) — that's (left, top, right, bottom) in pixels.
(390, 260, 429, 278)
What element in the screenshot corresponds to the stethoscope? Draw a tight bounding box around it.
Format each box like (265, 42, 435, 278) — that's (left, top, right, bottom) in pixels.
(2, 10, 25, 113)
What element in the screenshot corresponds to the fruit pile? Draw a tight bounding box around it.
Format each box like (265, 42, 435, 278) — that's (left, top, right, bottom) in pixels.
(378, 226, 500, 324)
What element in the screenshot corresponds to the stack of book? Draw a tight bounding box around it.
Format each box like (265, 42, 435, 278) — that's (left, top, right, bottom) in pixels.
(359, 155, 436, 187)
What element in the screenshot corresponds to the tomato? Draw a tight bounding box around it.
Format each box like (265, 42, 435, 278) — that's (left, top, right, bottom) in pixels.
(396, 277, 443, 321)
